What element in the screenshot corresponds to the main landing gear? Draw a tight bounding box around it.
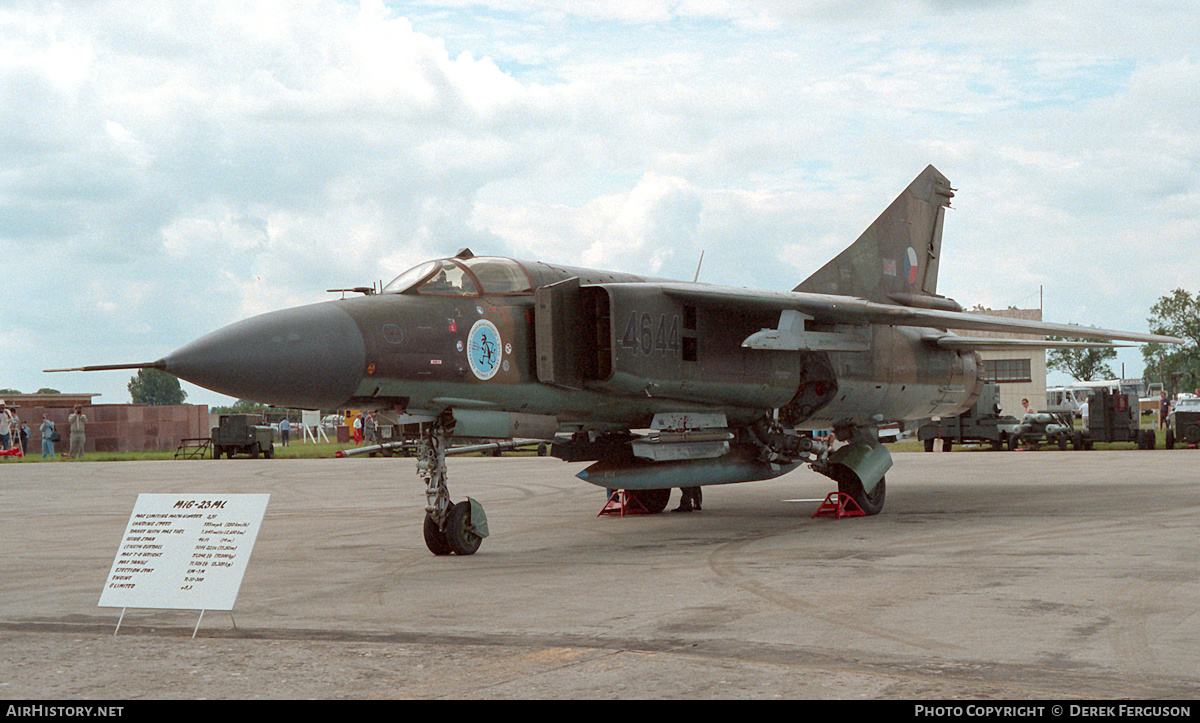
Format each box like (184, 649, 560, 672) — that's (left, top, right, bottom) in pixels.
(418, 413, 489, 555)
(803, 423, 891, 516)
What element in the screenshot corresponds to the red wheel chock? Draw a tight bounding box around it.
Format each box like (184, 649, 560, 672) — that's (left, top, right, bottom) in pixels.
(598, 490, 652, 517)
(812, 491, 865, 519)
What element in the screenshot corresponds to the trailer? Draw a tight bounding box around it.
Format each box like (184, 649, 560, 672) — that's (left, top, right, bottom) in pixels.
(1011, 411, 1077, 450)
(918, 384, 1021, 451)
(1075, 388, 1156, 450)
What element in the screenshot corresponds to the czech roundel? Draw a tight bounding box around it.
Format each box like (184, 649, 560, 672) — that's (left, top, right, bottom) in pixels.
(904, 246, 920, 285)
(467, 319, 503, 380)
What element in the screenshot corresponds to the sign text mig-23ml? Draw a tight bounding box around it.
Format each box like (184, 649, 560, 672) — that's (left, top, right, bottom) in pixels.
(51, 166, 1181, 556)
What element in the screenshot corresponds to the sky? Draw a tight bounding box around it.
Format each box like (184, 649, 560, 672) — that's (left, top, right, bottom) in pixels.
(4, 0, 1197, 408)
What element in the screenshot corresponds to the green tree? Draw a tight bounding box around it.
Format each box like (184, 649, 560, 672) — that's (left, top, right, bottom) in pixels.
(1141, 289, 1200, 395)
(1047, 336, 1118, 382)
(128, 369, 187, 406)
(36, 388, 61, 394)
(211, 399, 270, 415)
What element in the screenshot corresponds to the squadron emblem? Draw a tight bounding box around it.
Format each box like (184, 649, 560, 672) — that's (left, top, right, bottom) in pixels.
(466, 319, 503, 380)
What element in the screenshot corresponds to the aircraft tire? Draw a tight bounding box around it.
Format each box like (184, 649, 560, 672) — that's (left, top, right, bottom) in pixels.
(835, 469, 885, 516)
(444, 501, 483, 556)
(1166, 429, 1175, 449)
(923, 438, 935, 453)
(423, 513, 453, 556)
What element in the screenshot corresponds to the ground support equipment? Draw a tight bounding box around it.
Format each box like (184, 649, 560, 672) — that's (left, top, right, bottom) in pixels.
(597, 490, 654, 517)
(812, 491, 865, 519)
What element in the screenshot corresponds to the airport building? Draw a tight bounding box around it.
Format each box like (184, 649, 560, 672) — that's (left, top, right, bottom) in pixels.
(965, 308, 1046, 417)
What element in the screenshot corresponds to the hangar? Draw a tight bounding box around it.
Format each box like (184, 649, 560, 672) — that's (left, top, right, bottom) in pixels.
(966, 307, 1046, 417)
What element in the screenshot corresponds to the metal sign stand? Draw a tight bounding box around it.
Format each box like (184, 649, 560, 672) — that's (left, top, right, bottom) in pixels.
(302, 410, 328, 443)
(113, 608, 238, 639)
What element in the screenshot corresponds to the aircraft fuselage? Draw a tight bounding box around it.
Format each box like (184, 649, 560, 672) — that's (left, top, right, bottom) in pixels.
(160, 255, 984, 436)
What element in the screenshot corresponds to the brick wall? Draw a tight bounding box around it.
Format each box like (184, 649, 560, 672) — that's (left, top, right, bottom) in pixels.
(27, 404, 209, 454)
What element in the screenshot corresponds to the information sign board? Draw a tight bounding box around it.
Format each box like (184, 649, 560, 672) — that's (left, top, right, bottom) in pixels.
(99, 494, 269, 612)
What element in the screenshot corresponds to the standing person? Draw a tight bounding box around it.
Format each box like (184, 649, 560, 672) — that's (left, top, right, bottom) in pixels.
(0, 401, 13, 451)
(279, 417, 290, 446)
(19, 420, 29, 454)
(68, 405, 88, 461)
(1159, 391, 1171, 430)
(353, 414, 363, 444)
(673, 486, 703, 513)
(40, 415, 57, 459)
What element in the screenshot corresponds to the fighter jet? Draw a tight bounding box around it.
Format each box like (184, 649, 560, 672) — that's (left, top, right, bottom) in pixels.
(51, 166, 1181, 555)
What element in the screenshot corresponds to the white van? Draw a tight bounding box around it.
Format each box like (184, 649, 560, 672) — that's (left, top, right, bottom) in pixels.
(1046, 380, 1124, 416)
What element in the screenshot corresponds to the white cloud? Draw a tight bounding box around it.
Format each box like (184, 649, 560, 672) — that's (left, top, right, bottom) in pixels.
(4, 1, 1198, 404)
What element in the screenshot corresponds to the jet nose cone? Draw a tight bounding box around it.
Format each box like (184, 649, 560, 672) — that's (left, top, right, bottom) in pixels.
(165, 302, 365, 409)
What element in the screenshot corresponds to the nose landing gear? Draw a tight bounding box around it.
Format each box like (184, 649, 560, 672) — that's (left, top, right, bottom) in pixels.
(418, 412, 489, 555)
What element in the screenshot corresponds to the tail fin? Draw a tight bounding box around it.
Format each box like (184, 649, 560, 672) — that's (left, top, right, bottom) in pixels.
(794, 165, 955, 306)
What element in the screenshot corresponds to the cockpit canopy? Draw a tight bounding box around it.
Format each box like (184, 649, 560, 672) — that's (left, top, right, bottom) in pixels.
(382, 256, 534, 297)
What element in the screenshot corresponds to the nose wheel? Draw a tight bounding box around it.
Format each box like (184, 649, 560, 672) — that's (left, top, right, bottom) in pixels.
(417, 414, 488, 555)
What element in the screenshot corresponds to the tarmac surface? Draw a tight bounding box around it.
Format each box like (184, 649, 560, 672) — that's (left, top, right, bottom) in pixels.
(2, 449, 1198, 700)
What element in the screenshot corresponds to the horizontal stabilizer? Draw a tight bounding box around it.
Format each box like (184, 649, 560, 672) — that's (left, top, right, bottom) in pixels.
(926, 336, 1131, 351)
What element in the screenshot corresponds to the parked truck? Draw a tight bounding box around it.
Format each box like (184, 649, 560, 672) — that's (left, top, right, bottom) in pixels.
(212, 414, 275, 459)
(1166, 396, 1200, 448)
